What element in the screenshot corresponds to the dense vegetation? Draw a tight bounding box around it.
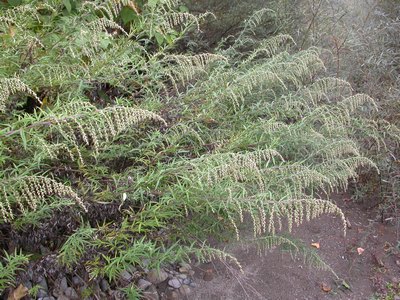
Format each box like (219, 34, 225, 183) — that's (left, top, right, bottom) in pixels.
(0, 0, 396, 299)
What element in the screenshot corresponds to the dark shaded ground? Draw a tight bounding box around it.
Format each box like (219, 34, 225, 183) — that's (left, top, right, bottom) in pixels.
(191, 194, 399, 299)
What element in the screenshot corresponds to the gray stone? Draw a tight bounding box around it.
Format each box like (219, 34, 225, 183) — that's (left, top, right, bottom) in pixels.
(57, 295, 70, 300)
(42, 297, 55, 300)
(189, 282, 198, 288)
(182, 278, 191, 285)
(142, 285, 159, 300)
(72, 276, 82, 286)
(188, 270, 195, 276)
(37, 289, 48, 298)
(38, 277, 49, 291)
(23, 280, 32, 289)
(100, 279, 110, 292)
(168, 278, 181, 289)
(64, 287, 79, 300)
(138, 279, 152, 290)
(126, 265, 137, 274)
(60, 277, 68, 291)
(120, 270, 133, 282)
(142, 259, 151, 267)
(147, 269, 168, 284)
(177, 274, 187, 280)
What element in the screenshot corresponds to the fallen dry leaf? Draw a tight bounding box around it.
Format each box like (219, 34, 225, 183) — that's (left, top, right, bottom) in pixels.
(321, 282, 332, 292)
(357, 247, 365, 255)
(311, 242, 320, 249)
(7, 284, 28, 300)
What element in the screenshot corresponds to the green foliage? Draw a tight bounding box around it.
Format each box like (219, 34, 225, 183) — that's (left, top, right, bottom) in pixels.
(0, 251, 30, 291)
(0, 0, 394, 295)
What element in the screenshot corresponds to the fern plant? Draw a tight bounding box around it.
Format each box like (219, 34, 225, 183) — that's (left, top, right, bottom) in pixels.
(0, 1, 392, 298)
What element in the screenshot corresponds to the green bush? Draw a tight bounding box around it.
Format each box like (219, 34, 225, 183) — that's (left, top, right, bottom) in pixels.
(0, 0, 391, 297)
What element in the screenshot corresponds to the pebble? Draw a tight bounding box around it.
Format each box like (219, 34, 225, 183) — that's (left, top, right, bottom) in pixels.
(23, 280, 32, 289)
(120, 270, 133, 282)
(57, 295, 69, 300)
(64, 287, 79, 300)
(165, 289, 179, 300)
(38, 277, 49, 291)
(138, 279, 152, 290)
(203, 269, 214, 281)
(72, 276, 82, 286)
(178, 285, 191, 297)
(168, 278, 181, 289)
(182, 278, 191, 285)
(188, 270, 195, 276)
(142, 285, 159, 300)
(189, 282, 198, 288)
(177, 274, 187, 280)
(41, 297, 55, 300)
(147, 269, 168, 284)
(60, 277, 68, 291)
(100, 279, 110, 292)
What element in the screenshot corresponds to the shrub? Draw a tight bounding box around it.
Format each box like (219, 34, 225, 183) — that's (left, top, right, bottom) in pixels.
(0, 0, 390, 297)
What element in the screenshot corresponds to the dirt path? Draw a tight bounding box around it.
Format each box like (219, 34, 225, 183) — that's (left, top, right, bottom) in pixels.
(191, 195, 399, 299)
(189, 1, 400, 299)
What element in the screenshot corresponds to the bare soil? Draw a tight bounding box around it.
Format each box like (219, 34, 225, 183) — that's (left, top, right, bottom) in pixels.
(191, 194, 400, 300)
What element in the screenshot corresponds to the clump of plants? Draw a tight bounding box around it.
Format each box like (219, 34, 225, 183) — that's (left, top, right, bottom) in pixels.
(0, 0, 390, 299)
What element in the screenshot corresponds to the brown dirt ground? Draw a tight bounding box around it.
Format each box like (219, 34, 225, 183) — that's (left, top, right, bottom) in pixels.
(190, 193, 400, 300)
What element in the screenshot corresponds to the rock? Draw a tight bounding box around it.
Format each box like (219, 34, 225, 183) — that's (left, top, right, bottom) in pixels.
(42, 297, 55, 300)
(179, 262, 191, 268)
(203, 269, 214, 281)
(57, 295, 70, 300)
(165, 289, 179, 300)
(168, 278, 181, 289)
(142, 285, 159, 300)
(23, 280, 32, 289)
(182, 278, 191, 285)
(178, 285, 191, 297)
(179, 267, 190, 273)
(147, 269, 168, 284)
(188, 270, 195, 276)
(37, 278, 49, 298)
(40, 245, 50, 255)
(126, 265, 137, 274)
(138, 279, 152, 290)
(177, 274, 187, 280)
(189, 282, 198, 288)
(72, 276, 82, 286)
(373, 251, 385, 267)
(64, 287, 79, 300)
(38, 277, 49, 291)
(142, 259, 151, 267)
(178, 262, 191, 270)
(100, 279, 110, 292)
(120, 270, 133, 282)
(60, 277, 68, 292)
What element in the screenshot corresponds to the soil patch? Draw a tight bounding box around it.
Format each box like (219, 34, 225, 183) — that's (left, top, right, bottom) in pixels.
(192, 194, 399, 299)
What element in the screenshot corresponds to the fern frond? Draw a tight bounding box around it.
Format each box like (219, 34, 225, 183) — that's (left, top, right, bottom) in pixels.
(339, 93, 378, 113)
(0, 78, 40, 111)
(0, 176, 86, 223)
(49, 105, 166, 161)
(244, 34, 295, 63)
(89, 18, 128, 36)
(267, 198, 346, 236)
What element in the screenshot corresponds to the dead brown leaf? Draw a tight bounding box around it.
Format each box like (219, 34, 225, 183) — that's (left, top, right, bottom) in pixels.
(321, 282, 332, 292)
(7, 284, 28, 300)
(357, 247, 365, 255)
(311, 242, 320, 249)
